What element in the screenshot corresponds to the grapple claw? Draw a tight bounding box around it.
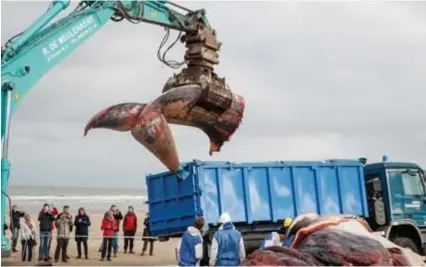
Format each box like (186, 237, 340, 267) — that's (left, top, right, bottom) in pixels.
(83, 25, 245, 173)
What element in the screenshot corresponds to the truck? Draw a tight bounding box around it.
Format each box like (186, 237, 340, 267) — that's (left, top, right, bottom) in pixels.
(145, 156, 426, 262)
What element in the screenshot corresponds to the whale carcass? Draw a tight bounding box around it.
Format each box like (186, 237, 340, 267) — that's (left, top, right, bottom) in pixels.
(84, 84, 245, 173)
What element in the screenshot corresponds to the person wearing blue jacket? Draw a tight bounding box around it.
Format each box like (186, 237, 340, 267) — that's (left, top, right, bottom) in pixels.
(209, 213, 245, 266)
(176, 217, 205, 266)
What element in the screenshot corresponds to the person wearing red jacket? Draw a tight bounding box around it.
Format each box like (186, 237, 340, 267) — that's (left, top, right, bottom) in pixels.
(100, 210, 118, 261)
(49, 204, 59, 259)
(50, 205, 58, 227)
(122, 206, 138, 254)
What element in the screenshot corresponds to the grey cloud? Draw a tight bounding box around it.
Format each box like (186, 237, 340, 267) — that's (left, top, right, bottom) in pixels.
(2, 1, 425, 188)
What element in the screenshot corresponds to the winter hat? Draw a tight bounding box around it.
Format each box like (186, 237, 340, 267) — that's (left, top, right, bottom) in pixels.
(219, 212, 231, 224)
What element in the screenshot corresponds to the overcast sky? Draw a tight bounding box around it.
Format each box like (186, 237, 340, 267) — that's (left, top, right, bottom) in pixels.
(1, 1, 425, 188)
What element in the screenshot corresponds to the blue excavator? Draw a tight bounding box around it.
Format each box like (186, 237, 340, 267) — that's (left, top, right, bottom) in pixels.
(1, 0, 233, 258)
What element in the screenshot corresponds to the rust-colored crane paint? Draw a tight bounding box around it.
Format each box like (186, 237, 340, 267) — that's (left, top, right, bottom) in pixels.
(84, 85, 245, 173)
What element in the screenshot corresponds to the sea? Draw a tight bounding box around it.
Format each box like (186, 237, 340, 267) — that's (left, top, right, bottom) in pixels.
(5, 185, 148, 214)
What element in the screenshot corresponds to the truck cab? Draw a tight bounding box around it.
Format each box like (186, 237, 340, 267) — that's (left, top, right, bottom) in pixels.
(364, 157, 426, 255)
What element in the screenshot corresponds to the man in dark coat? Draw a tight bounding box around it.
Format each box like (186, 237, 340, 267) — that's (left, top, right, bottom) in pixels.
(74, 207, 91, 259)
(38, 204, 55, 262)
(141, 213, 155, 256)
(10, 205, 25, 252)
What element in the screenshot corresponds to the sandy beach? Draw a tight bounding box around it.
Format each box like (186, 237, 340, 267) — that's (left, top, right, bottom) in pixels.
(2, 212, 179, 266)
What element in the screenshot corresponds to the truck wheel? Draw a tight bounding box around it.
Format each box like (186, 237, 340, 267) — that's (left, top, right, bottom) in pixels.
(393, 236, 420, 254)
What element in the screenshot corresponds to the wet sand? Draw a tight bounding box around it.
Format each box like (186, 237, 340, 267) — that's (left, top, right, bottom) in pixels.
(2, 212, 179, 266)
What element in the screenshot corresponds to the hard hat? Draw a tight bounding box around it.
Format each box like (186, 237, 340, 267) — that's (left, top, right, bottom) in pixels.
(283, 217, 293, 228)
(278, 217, 293, 234)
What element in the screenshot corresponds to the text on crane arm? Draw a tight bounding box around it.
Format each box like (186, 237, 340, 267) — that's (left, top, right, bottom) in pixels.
(41, 15, 98, 62)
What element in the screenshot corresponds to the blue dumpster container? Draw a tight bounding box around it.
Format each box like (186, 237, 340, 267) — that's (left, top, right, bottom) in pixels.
(145, 159, 368, 237)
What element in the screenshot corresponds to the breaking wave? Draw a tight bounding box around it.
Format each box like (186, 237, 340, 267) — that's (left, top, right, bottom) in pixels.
(10, 195, 147, 203)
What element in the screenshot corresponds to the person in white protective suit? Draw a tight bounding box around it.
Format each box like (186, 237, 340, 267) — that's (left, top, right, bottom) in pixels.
(209, 212, 246, 266)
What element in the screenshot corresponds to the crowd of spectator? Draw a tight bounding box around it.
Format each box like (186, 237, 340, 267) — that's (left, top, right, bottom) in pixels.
(4, 203, 154, 263)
